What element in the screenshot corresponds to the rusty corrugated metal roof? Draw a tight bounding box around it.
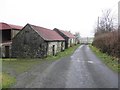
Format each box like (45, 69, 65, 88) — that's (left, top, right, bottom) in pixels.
(60, 30, 75, 38)
(54, 28, 75, 38)
(30, 24, 65, 41)
(0, 22, 23, 30)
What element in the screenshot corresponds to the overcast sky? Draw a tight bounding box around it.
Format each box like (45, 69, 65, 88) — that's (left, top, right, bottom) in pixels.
(0, 0, 119, 37)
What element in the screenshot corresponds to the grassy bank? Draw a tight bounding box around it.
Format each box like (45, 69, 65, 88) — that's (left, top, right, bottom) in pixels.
(2, 44, 80, 88)
(89, 45, 120, 72)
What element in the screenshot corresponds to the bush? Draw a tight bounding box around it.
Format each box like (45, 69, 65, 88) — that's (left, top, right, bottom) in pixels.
(92, 30, 120, 59)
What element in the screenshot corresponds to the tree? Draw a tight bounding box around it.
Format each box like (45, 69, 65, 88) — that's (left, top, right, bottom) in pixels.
(95, 9, 114, 37)
(92, 9, 120, 59)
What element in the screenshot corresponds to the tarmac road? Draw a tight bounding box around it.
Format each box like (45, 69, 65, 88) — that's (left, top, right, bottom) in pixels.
(12, 45, 118, 88)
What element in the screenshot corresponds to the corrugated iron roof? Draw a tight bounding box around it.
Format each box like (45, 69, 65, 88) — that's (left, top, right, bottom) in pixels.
(0, 22, 23, 30)
(30, 24, 65, 41)
(54, 28, 75, 38)
(60, 30, 75, 38)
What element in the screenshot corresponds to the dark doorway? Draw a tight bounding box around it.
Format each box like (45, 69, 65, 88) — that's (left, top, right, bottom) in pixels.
(65, 41, 68, 49)
(5, 46, 10, 58)
(61, 42, 64, 51)
(70, 39, 72, 47)
(52, 45, 55, 56)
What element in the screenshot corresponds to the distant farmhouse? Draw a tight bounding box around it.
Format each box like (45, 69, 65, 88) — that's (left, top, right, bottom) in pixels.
(12, 24, 65, 58)
(54, 28, 75, 49)
(0, 22, 23, 57)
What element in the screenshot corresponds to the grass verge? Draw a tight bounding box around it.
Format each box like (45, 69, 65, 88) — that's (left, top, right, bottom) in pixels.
(2, 44, 80, 88)
(89, 45, 120, 72)
(2, 73, 16, 88)
(3, 59, 43, 74)
(2, 59, 43, 89)
(45, 44, 80, 60)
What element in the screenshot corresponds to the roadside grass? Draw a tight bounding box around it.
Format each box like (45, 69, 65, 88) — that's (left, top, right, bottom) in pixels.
(45, 44, 80, 60)
(0, 59, 2, 89)
(2, 73, 16, 88)
(89, 45, 120, 72)
(0, 73, 2, 89)
(2, 59, 43, 89)
(3, 59, 44, 74)
(2, 44, 80, 88)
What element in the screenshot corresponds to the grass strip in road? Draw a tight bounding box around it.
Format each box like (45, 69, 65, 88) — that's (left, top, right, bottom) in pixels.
(89, 45, 120, 72)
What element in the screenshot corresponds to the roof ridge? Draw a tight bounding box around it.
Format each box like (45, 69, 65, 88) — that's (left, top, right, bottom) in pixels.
(30, 24, 53, 31)
(54, 28, 75, 38)
(0, 22, 23, 30)
(29, 24, 65, 41)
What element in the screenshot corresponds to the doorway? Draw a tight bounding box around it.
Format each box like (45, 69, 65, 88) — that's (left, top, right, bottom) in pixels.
(52, 45, 55, 56)
(5, 46, 10, 58)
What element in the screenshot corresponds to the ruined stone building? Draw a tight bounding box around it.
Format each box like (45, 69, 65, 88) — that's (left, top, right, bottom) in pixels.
(12, 24, 65, 58)
(54, 28, 75, 49)
(0, 22, 22, 57)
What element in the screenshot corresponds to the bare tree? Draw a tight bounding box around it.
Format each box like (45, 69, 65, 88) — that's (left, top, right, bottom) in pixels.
(95, 9, 115, 37)
(93, 9, 120, 59)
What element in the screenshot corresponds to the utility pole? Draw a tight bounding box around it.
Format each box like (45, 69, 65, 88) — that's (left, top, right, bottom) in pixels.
(97, 17, 100, 30)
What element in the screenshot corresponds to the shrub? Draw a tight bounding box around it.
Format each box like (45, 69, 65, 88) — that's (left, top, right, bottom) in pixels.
(92, 30, 120, 59)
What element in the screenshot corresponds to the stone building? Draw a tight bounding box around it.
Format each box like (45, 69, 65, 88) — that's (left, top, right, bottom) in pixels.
(54, 28, 75, 49)
(0, 22, 23, 58)
(12, 24, 65, 58)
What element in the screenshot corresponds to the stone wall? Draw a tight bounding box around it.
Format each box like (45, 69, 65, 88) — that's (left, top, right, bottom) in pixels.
(47, 41, 65, 56)
(0, 47, 1, 58)
(11, 30, 20, 39)
(54, 29, 69, 49)
(1, 46, 6, 57)
(61, 41, 65, 51)
(47, 42, 57, 56)
(0, 31, 2, 58)
(68, 38, 75, 47)
(57, 41, 65, 52)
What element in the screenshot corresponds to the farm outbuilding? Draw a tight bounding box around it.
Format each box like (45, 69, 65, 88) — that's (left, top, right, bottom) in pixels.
(54, 28, 75, 49)
(12, 24, 65, 58)
(0, 22, 23, 58)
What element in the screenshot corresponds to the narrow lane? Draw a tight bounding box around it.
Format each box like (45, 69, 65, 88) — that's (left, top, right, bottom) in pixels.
(66, 45, 118, 88)
(13, 45, 118, 88)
